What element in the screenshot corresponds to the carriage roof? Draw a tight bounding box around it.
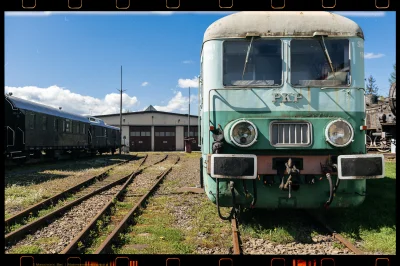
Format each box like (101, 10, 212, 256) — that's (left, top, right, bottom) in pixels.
(203, 11, 364, 42)
(86, 116, 120, 131)
(5, 95, 89, 123)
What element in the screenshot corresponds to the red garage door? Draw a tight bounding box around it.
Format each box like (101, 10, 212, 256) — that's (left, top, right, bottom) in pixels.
(129, 126, 151, 151)
(154, 126, 176, 151)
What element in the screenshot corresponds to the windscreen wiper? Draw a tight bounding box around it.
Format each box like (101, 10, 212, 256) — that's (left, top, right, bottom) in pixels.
(242, 36, 254, 80)
(317, 35, 336, 79)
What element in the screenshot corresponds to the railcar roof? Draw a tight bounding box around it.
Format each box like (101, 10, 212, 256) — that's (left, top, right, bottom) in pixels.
(85, 116, 120, 130)
(203, 11, 364, 42)
(5, 95, 89, 123)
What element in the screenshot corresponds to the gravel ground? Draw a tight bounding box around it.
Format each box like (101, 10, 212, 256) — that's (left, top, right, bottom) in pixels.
(241, 236, 353, 255)
(5, 185, 123, 254)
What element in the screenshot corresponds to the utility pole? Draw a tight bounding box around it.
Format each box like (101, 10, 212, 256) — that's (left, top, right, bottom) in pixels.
(188, 87, 190, 140)
(117, 66, 126, 154)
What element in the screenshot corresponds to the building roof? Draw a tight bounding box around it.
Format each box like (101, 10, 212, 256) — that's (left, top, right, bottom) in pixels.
(94, 109, 198, 118)
(5, 95, 89, 123)
(144, 105, 157, 112)
(203, 11, 364, 42)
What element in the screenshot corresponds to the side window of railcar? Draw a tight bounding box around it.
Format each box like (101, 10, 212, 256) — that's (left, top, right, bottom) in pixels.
(82, 124, 85, 134)
(42, 116, 47, 130)
(290, 39, 350, 87)
(29, 113, 36, 129)
(223, 40, 282, 86)
(54, 118, 58, 131)
(77, 123, 80, 134)
(63, 120, 66, 132)
(66, 120, 71, 133)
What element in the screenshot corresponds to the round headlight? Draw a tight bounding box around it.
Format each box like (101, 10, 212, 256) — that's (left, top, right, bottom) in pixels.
(230, 120, 258, 147)
(325, 119, 354, 147)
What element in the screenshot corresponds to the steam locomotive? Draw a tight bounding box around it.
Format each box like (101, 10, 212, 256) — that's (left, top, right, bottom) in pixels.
(365, 82, 396, 153)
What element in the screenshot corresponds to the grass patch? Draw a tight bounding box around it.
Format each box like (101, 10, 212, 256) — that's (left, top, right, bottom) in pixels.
(5, 185, 49, 214)
(8, 245, 42, 254)
(118, 196, 195, 254)
(323, 162, 396, 254)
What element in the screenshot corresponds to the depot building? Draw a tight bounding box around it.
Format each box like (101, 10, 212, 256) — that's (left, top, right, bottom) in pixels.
(94, 105, 199, 152)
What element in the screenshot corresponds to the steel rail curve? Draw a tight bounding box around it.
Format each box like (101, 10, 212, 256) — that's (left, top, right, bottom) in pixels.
(5, 154, 168, 246)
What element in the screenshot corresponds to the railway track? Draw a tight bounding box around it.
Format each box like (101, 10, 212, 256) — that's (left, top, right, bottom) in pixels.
(5, 154, 138, 231)
(230, 210, 364, 255)
(4, 154, 170, 252)
(79, 155, 180, 254)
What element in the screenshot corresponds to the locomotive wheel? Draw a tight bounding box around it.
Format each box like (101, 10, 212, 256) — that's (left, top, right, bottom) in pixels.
(374, 136, 391, 153)
(366, 135, 373, 150)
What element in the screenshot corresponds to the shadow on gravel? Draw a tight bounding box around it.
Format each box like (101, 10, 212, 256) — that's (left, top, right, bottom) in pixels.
(5, 154, 140, 187)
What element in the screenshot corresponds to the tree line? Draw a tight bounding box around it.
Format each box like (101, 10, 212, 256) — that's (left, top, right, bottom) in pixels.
(366, 63, 396, 98)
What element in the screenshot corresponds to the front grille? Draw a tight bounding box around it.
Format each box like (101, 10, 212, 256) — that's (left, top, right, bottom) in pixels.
(270, 121, 312, 147)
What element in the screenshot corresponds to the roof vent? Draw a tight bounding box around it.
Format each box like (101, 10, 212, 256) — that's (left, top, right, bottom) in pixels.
(144, 105, 157, 112)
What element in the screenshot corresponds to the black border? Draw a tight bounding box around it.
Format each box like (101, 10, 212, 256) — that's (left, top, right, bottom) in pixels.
(3, 0, 399, 11)
(3, 1, 398, 266)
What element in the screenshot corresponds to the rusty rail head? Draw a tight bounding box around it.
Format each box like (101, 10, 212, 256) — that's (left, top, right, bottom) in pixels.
(305, 210, 364, 255)
(93, 156, 180, 254)
(231, 217, 241, 255)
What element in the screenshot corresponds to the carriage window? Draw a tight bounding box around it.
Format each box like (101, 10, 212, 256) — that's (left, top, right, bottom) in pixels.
(65, 120, 70, 133)
(223, 40, 282, 86)
(42, 116, 47, 130)
(290, 39, 350, 87)
(104, 129, 107, 136)
(29, 114, 36, 129)
(63, 120, 65, 132)
(54, 119, 58, 131)
(82, 124, 85, 134)
(77, 123, 80, 134)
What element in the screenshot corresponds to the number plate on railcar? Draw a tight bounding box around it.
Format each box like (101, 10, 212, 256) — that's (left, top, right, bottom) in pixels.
(337, 154, 385, 180)
(210, 154, 257, 179)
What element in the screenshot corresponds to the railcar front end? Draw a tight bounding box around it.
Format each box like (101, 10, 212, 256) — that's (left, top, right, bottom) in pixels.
(199, 12, 385, 216)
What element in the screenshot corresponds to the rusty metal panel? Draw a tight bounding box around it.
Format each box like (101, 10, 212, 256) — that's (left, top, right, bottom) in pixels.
(129, 126, 151, 151)
(154, 126, 176, 151)
(183, 126, 200, 151)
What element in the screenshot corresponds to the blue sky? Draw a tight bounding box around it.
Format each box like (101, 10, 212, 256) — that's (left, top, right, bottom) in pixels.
(4, 11, 396, 116)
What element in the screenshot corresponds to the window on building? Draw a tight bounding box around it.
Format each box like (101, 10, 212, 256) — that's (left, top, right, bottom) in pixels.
(155, 132, 160, 137)
(160, 132, 165, 137)
(141, 132, 146, 137)
(146, 132, 151, 136)
(166, 132, 171, 137)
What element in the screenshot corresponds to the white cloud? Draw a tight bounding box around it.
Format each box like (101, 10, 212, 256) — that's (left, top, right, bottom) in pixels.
(5, 11, 235, 17)
(182, 60, 194, 64)
(141, 81, 149, 86)
(364, 53, 385, 59)
(334, 12, 386, 17)
(4, 85, 139, 116)
(178, 76, 199, 88)
(153, 91, 198, 113)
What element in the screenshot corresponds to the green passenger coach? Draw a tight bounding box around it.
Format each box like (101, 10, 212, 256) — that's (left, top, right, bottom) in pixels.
(198, 11, 385, 219)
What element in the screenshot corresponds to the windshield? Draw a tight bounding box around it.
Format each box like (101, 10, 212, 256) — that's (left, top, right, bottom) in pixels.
(223, 40, 282, 86)
(290, 39, 350, 87)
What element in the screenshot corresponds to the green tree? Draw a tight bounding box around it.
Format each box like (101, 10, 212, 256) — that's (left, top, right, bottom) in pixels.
(389, 63, 396, 85)
(365, 75, 379, 95)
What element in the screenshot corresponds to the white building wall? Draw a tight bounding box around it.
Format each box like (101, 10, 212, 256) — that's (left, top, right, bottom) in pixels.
(176, 126, 184, 151)
(98, 113, 198, 127)
(151, 126, 155, 151)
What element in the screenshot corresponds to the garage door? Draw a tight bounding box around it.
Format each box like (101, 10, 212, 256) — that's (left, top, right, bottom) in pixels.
(154, 126, 176, 151)
(129, 126, 151, 151)
(184, 126, 200, 151)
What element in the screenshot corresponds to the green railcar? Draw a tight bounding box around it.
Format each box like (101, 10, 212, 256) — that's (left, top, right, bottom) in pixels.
(198, 11, 385, 219)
